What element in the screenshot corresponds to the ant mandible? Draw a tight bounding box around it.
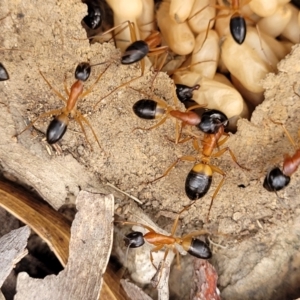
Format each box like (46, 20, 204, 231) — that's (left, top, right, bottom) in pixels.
(149, 123, 247, 220)
(263, 120, 300, 192)
(14, 61, 110, 150)
(117, 204, 211, 274)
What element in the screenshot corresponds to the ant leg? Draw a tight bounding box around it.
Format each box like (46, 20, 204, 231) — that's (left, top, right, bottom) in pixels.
(63, 74, 70, 96)
(207, 164, 226, 221)
(39, 70, 67, 103)
(170, 203, 194, 236)
(270, 119, 297, 148)
(80, 63, 111, 99)
(150, 245, 164, 270)
(114, 220, 155, 233)
(93, 75, 143, 109)
(133, 115, 169, 132)
(211, 146, 249, 170)
(181, 229, 209, 240)
(148, 155, 197, 184)
(75, 112, 104, 152)
(193, 12, 231, 54)
(14, 109, 63, 137)
(147, 47, 169, 89)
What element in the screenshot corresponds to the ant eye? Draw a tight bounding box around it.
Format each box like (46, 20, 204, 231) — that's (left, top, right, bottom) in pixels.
(124, 231, 145, 248)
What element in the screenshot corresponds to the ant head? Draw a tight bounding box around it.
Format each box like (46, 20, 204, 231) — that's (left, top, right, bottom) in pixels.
(197, 109, 228, 134)
(46, 114, 69, 144)
(175, 84, 200, 103)
(124, 231, 145, 248)
(82, 5, 102, 30)
(188, 239, 212, 259)
(75, 62, 91, 82)
(263, 167, 291, 192)
(122, 40, 149, 65)
(0, 63, 9, 81)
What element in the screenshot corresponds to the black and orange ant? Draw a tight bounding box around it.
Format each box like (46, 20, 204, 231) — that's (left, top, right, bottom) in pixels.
(189, 0, 253, 51)
(131, 86, 206, 144)
(117, 204, 211, 274)
(84, 20, 168, 75)
(263, 120, 300, 192)
(149, 123, 247, 219)
(14, 61, 110, 150)
(175, 83, 229, 134)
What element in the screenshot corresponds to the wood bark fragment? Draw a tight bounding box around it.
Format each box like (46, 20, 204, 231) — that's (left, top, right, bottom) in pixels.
(0, 226, 30, 287)
(14, 191, 114, 300)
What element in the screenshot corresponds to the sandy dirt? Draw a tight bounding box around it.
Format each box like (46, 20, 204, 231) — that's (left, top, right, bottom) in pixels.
(2, 0, 300, 299)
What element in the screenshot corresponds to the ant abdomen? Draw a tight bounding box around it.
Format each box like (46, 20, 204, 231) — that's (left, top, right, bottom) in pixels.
(133, 99, 166, 120)
(185, 164, 213, 200)
(263, 167, 291, 192)
(0, 63, 9, 81)
(46, 114, 69, 144)
(122, 40, 149, 64)
(125, 231, 145, 248)
(230, 13, 246, 45)
(187, 239, 212, 259)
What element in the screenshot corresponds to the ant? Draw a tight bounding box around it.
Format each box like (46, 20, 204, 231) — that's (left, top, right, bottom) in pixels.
(14, 61, 110, 150)
(117, 204, 211, 276)
(189, 0, 253, 53)
(131, 86, 206, 144)
(263, 120, 300, 192)
(86, 20, 169, 109)
(85, 20, 168, 75)
(149, 123, 247, 220)
(175, 83, 229, 134)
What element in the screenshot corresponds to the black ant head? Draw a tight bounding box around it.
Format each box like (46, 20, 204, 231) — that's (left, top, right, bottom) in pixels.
(188, 239, 212, 259)
(46, 114, 69, 144)
(122, 41, 149, 65)
(82, 5, 102, 30)
(175, 84, 200, 103)
(197, 109, 228, 134)
(124, 231, 145, 248)
(263, 167, 291, 192)
(75, 62, 91, 82)
(0, 63, 9, 81)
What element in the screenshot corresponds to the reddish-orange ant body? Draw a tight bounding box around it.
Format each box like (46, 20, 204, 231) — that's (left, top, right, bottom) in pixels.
(14, 62, 110, 150)
(117, 205, 211, 272)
